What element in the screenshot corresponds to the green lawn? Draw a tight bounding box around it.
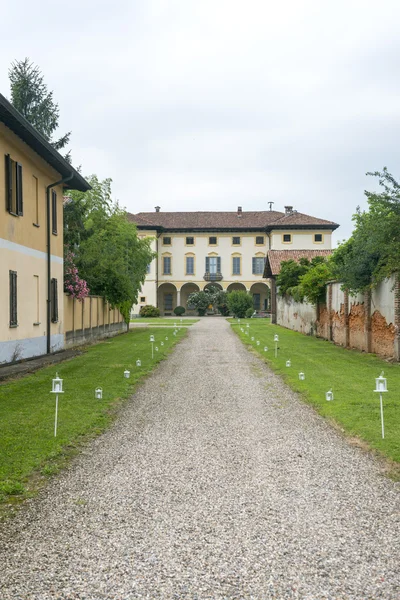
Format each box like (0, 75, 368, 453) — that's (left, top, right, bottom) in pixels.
(131, 318, 199, 325)
(0, 327, 186, 508)
(230, 319, 400, 467)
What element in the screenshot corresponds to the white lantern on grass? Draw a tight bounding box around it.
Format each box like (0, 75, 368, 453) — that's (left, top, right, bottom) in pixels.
(286, 360, 291, 367)
(51, 373, 63, 394)
(95, 388, 103, 399)
(326, 389, 334, 401)
(124, 369, 130, 378)
(299, 372, 305, 381)
(136, 360, 141, 367)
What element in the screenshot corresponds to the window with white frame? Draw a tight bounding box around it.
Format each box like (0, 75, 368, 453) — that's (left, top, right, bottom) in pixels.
(252, 257, 265, 274)
(186, 256, 195, 275)
(163, 256, 171, 274)
(232, 256, 241, 275)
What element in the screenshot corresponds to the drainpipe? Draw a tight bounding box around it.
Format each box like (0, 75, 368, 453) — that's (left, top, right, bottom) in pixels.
(46, 173, 74, 354)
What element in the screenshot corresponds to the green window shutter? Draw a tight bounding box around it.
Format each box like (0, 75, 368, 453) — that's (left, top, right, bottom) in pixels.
(5, 154, 12, 212)
(16, 163, 23, 216)
(52, 190, 57, 234)
(51, 278, 58, 322)
(205, 257, 210, 272)
(9, 270, 17, 326)
(217, 257, 221, 272)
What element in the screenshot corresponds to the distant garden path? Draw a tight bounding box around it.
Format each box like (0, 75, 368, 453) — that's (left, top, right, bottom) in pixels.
(0, 318, 398, 599)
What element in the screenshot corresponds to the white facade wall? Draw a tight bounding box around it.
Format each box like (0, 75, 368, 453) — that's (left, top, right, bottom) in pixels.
(271, 230, 332, 250)
(371, 276, 396, 324)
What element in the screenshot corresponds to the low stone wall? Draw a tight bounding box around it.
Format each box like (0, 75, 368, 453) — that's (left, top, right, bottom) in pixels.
(64, 295, 125, 348)
(276, 277, 400, 360)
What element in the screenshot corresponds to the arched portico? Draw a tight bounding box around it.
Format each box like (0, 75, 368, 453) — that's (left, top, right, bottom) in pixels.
(157, 283, 178, 315)
(226, 282, 247, 293)
(250, 282, 271, 312)
(180, 282, 200, 315)
(202, 282, 223, 292)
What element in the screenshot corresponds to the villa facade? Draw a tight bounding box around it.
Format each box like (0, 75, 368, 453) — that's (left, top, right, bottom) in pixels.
(128, 206, 339, 316)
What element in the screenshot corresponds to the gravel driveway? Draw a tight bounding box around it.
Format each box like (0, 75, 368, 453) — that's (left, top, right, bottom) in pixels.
(0, 318, 399, 599)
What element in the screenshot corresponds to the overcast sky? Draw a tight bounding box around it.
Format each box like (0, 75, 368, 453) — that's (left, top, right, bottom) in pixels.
(1, 0, 400, 242)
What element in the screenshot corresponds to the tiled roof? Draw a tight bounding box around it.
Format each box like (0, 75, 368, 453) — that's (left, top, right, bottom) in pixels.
(264, 249, 333, 277)
(128, 210, 339, 231)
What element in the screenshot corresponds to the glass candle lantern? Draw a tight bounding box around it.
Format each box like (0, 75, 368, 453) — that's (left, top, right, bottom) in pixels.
(95, 388, 103, 399)
(124, 369, 130, 378)
(299, 372, 305, 381)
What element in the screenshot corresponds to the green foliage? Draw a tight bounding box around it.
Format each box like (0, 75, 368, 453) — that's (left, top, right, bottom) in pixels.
(331, 168, 400, 292)
(187, 291, 213, 315)
(276, 258, 310, 296)
(246, 307, 255, 318)
(226, 290, 253, 318)
(174, 306, 186, 316)
(298, 261, 333, 304)
(64, 175, 155, 314)
(218, 303, 230, 316)
(139, 305, 160, 318)
(9, 58, 71, 158)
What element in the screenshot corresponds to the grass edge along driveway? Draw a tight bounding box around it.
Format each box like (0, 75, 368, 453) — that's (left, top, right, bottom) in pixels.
(231, 319, 400, 474)
(0, 327, 187, 514)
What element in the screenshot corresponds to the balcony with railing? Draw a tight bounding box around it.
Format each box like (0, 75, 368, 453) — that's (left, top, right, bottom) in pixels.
(203, 272, 223, 281)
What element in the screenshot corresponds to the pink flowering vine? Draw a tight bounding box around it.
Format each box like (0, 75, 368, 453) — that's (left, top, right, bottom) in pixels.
(64, 246, 90, 300)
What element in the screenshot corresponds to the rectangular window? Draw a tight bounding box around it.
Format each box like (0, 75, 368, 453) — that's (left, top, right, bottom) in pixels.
(186, 236, 194, 245)
(163, 256, 171, 274)
(5, 155, 23, 216)
(209, 236, 217, 245)
(52, 190, 57, 234)
(252, 257, 265, 275)
(314, 234, 323, 242)
(164, 293, 173, 310)
(186, 256, 195, 275)
(33, 175, 39, 225)
(232, 256, 241, 275)
(232, 236, 241, 245)
(9, 270, 17, 327)
(34, 275, 40, 324)
(163, 236, 171, 245)
(51, 278, 58, 322)
(256, 236, 264, 245)
(140, 296, 146, 303)
(283, 234, 292, 243)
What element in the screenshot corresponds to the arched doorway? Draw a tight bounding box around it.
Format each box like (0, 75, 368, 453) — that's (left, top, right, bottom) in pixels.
(250, 282, 271, 312)
(180, 282, 200, 315)
(157, 283, 178, 316)
(226, 282, 247, 293)
(203, 282, 223, 292)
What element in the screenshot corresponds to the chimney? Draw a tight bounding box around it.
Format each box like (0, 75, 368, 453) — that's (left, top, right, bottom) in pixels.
(155, 206, 160, 212)
(237, 206, 242, 217)
(284, 205, 293, 215)
(268, 202, 274, 211)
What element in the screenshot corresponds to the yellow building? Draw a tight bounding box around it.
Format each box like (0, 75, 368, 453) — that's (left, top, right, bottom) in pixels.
(128, 206, 339, 315)
(0, 93, 90, 363)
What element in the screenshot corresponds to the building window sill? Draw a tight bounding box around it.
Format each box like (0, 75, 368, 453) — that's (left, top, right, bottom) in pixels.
(9, 324, 18, 328)
(33, 322, 41, 326)
(33, 223, 40, 228)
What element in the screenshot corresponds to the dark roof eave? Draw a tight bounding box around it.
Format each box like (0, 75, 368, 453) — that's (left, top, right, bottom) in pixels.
(267, 223, 339, 231)
(0, 93, 90, 192)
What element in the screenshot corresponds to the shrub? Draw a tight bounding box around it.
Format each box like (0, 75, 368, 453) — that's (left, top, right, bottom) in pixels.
(187, 290, 213, 316)
(174, 306, 186, 316)
(218, 303, 230, 316)
(246, 307, 255, 318)
(139, 305, 160, 318)
(226, 290, 253, 318)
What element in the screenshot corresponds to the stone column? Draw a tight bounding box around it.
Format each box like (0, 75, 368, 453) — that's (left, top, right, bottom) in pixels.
(270, 278, 277, 324)
(177, 289, 181, 308)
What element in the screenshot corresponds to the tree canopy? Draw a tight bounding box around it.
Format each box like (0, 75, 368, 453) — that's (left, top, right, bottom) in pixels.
(64, 175, 155, 323)
(331, 168, 400, 292)
(9, 58, 71, 158)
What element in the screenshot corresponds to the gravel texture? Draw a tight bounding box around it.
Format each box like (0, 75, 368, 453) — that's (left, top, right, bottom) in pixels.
(0, 318, 399, 599)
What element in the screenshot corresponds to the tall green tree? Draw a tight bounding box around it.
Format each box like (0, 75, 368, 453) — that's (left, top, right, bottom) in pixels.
(9, 58, 71, 158)
(64, 175, 155, 326)
(331, 168, 400, 292)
